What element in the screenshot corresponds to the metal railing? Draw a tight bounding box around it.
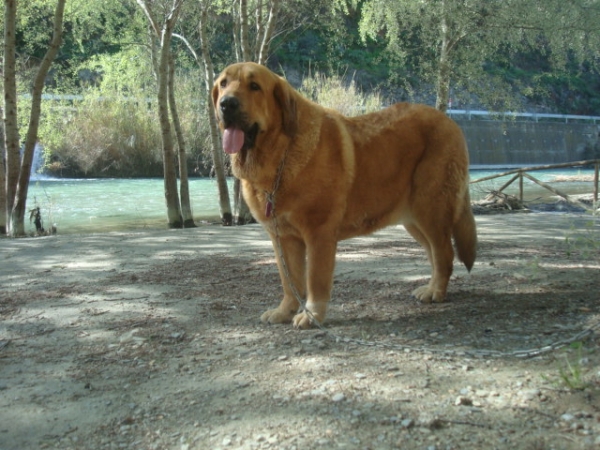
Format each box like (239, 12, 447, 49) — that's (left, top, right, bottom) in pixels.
(448, 109, 600, 124)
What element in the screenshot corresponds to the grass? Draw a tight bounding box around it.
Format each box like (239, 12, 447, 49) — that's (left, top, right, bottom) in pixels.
(564, 219, 600, 259)
(544, 341, 591, 391)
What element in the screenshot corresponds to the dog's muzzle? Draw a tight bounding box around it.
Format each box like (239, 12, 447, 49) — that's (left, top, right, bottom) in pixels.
(218, 95, 259, 155)
(219, 95, 241, 126)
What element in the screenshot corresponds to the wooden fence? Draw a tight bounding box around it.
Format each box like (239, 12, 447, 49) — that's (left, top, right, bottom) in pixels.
(470, 159, 600, 209)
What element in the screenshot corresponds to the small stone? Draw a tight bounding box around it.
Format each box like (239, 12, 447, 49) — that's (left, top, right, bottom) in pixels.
(400, 418, 414, 429)
(332, 393, 345, 402)
(561, 413, 576, 422)
(519, 389, 540, 401)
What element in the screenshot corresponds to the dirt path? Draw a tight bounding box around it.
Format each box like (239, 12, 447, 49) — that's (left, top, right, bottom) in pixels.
(1, 212, 599, 450)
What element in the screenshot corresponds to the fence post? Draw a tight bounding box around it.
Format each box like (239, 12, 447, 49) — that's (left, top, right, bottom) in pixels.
(519, 171, 524, 203)
(594, 161, 599, 203)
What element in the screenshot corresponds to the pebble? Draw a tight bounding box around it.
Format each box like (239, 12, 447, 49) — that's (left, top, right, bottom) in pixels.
(561, 413, 576, 422)
(332, 393, 345, 402)
(518, 389, 540, 401)
(400, 418, 414, 429)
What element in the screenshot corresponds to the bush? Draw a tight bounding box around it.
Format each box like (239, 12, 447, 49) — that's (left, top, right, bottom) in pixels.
(38, 92, 163, 177)
(299, 71, 383, 116)
(35, 51, 213, 178)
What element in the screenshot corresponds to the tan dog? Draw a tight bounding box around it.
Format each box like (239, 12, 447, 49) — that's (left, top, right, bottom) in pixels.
(212, 62, 477, 329)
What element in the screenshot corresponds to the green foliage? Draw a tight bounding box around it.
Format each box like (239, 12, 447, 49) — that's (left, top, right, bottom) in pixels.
(553, 342, 590, 391)
(299, 72, 383, 116)
(35, 50, 212, 178)
(564, 220, 600, 259)
(38, 91, 163, 177)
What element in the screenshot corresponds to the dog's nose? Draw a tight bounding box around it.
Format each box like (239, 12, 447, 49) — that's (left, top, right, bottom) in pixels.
(219, 96, 240, 114)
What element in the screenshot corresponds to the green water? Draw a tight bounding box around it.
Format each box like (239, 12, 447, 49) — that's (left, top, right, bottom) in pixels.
(25, 169, 596, 235)
(27, 178, 229, 235)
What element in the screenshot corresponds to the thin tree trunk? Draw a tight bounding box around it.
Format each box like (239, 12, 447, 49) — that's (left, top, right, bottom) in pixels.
(137, 0, 183, 228)
(200, 7, 233, 226)
(0, 109, 6, 234)
(435, 9, 452, 112)
(232, 6, 241, 62)
(168, 54, 195, 227)
(257, 0, 279, 65)
(254, 0, 264, 61)
(159, 21, 183, 228)
(240, 0, 251, 61)
(3, 0, 19, 236)
(10, 0, 66, 236)
(233, 178, 253, 225)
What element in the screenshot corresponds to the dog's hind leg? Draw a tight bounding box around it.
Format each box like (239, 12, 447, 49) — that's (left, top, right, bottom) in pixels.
(404, 222, 454, 303)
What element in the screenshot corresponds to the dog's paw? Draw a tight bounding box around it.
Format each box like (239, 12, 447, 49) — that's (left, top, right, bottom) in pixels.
(292, 310, 325, 330)
(412, 285, 445, 303)
(260, 308, 295, 324)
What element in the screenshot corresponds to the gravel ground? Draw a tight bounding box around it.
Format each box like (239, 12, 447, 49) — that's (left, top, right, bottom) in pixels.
(1, 212, 600, 450)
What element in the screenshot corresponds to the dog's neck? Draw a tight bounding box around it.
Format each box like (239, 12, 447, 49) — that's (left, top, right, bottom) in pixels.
(264, 141, 291, 218)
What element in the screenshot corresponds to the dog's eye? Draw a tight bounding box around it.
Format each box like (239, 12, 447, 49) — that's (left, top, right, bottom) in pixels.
(249, 82, 261, 91)
(220, 78, 227, 88)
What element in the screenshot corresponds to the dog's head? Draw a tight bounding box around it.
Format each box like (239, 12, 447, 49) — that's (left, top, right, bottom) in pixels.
(212, 63, 297, 163)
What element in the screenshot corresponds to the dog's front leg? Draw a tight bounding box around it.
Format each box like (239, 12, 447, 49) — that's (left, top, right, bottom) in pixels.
(261, 234, 307, 325)
(292, 235, 337, 329)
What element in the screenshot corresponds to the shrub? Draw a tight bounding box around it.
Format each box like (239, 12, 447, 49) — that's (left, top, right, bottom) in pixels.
(35, 51, 213, 178)
(299, 71, 383, 116)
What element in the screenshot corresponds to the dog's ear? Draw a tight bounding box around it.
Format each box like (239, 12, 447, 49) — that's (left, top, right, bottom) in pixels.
(274, 78, 298, 138)
(211, 79, 220, 109)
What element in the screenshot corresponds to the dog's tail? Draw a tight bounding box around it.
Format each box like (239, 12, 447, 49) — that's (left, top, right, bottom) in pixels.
(453, 189, 477, 272)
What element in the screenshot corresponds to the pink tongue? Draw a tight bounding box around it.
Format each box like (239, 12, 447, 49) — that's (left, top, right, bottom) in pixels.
(223, 128, 245, 154)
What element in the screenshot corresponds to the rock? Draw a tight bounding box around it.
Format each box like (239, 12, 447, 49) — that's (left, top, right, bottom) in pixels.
(561, 413, 576, 422)
(519, 389, 540, 401)
(331, 393, 345, 402)
(400, 418, 414, 429)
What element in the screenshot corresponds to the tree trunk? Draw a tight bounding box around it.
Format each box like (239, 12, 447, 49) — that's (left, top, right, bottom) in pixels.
(254, 0, 264, 61)
(199, 7, 232, 226)
(10, 0, 66, 237)
(239, 0, 251, 61)
(0, 108, 6, 235)
(233, 178, 254, 225)
(435, 10, 452, 112)
(159, 22, 183, 228)
(435, 49, 451, 112)
(3, 0, 19, 236)
(137, 0, 184, 228)
(257, 0, 279, 64)
(168, 54, 195, 228)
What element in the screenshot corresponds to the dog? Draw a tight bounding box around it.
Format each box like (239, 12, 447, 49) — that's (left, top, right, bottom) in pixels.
(212, 62, 477, 329)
